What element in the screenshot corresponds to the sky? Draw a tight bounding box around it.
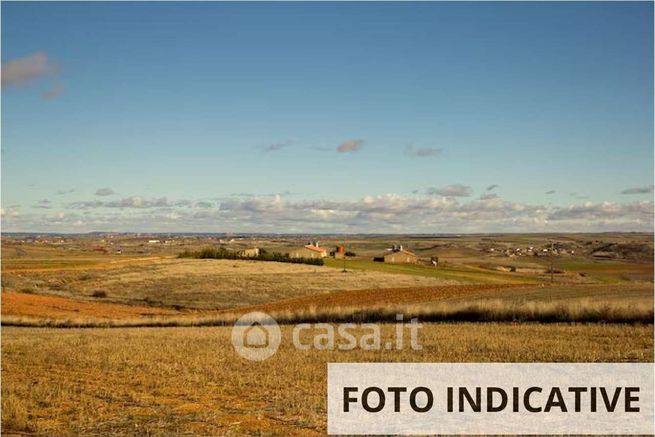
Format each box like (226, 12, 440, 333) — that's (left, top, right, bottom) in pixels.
(1, 1, 653, 233)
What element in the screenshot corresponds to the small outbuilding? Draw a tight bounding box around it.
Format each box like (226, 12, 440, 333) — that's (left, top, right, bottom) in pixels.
(333, 245, 346, 259)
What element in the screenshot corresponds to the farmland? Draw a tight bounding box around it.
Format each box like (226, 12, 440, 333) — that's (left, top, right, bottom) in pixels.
(3, 324, 653, 436)
(3, 1, 654, 434)
(1, 232, 653, 435)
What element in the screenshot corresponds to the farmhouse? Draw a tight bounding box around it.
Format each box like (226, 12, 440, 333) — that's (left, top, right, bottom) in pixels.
(383, 245, 418, 264)
(289, 241, 328, 259)
(333, 245, 346, 259)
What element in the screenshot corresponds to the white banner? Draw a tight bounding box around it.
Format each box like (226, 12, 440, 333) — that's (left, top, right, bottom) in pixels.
(327, 363, 654, 435)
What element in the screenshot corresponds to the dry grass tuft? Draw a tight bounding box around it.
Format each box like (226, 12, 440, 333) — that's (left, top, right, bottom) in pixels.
(1, 391, 34, 433)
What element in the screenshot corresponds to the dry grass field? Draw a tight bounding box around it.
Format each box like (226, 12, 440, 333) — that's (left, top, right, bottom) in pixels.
(1, 233, 653, 436)
(2, 257, 460, 309)
(3, 324, 653, 436)
(4, 282, 652, 327)
(1, 3, 652, 436)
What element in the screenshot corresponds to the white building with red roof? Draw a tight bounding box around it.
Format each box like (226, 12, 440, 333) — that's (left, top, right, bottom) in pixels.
(289, 241, 328, 259)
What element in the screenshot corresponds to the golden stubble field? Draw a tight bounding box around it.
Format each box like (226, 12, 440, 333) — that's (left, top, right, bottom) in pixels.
(3, 324, 653, 436)
(1, 235, 653, 436)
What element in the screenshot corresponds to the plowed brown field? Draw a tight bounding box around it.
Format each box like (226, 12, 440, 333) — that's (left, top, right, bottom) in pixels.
(2, 284, 529, 322)
(232, 283, 533, 313)
(1, 292, 179, 320)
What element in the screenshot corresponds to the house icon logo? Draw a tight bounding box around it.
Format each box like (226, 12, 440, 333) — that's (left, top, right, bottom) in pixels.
(244, 322, 269, 348)
(231, 312, 281, 361)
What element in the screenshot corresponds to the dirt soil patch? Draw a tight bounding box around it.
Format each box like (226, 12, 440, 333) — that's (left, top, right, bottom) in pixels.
(1, 292, 179, 320)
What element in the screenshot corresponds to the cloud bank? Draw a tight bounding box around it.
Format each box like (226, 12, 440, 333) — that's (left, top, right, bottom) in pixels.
(70, 196, 193, 209)
(4, 193, 651, 233)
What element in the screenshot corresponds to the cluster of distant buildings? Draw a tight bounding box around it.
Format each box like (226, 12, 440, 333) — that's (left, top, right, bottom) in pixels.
(288, 241, 419, 264)
(378, 244, 418, 264)
(10, 234, 423, 265)
(485, 246, 575, 258)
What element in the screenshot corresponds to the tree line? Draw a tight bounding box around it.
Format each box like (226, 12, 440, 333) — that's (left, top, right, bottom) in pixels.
(178, 247, 324, 266)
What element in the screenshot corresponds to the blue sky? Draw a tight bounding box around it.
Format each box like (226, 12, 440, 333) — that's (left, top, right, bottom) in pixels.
(1, 2, 653, 233)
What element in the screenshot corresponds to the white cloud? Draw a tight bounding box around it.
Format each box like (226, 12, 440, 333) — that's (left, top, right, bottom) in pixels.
(70, 196, 197, 209)
(405, 146, 441, 157)
(264, 141, 291, 152)
(621, 185, 654, 195)
(337, 139, 363, 153)
(41, 81, 64, 99)
(547, 201, 653, 221)
(426, 184, 472, 197)
(2, 52, 53, 87)
(95, 187, 116, 197)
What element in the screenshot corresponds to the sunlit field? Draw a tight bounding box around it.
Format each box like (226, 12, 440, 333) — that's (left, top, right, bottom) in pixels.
(2, 233, 653, 435)
(2, 0, 653, 435)
(3, 324, 652, 436)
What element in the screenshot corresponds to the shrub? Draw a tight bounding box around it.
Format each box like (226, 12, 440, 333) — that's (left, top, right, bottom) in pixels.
(78, 272, 97, 281)
(91, 290, 107, 298)
(2, 394, 34, 433)
(545, 268, 564, 274)
(178, 248, 323, 266)
(142, 297, 161, 307)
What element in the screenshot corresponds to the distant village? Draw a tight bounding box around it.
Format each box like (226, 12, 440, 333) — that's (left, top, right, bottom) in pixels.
(7, 235, 426, 264)
(4, 233, 648, 264)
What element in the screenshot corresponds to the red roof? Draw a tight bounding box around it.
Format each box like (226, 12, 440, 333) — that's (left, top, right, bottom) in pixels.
(304, 245, 327, 253)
